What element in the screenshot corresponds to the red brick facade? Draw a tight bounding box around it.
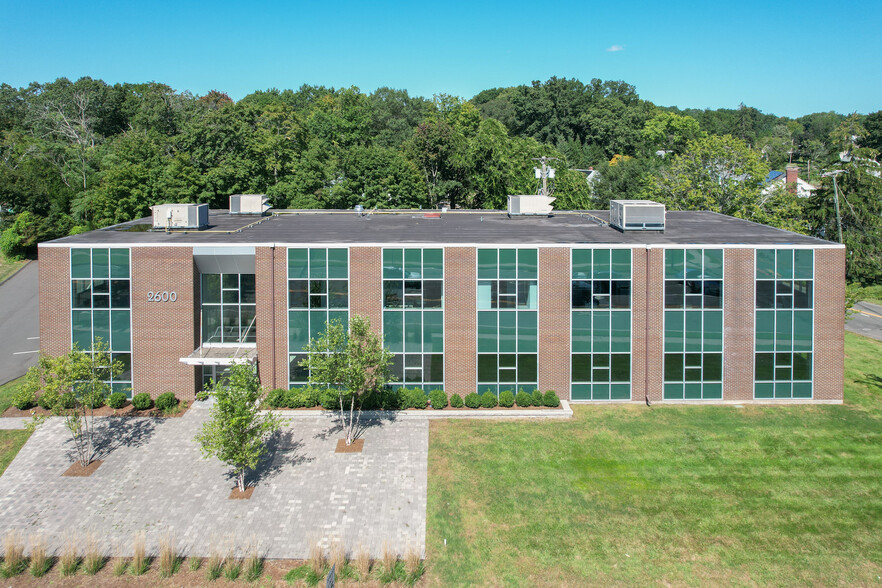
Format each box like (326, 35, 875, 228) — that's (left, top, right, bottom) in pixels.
(723, 249, 755, 401)
(537, 248, 570, 395)
(349, 247, 383, 337)
(444, 247, 476, 397)
(813, 248, 845, 401)
(38, 247, 71, 358)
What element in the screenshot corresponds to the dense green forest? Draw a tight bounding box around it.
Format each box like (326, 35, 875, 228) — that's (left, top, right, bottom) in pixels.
(1, 76, 880, 282)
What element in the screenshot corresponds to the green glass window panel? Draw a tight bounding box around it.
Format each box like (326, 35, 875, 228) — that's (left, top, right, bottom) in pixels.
(240, 274, 256, 304)
(610, 311, 630, 353)
(793, 352, 812, 381)
(518, 312, 537, 353)
(327, 249, 348, 279)
(572, 249, 591, 279)
(110, 310, 131, 352)
(665, 249, 684, 280)
(793, 382, 812, 398)
(477, 311, 497, 353)
(110, 249, 130, 278)
(423, 249, 443, 279)
(478, 249, 497, 279)
(404, 312, 422, 352)
(775, 382, 792, 399)
(755, 353, 774, 381)
(704, 311, 723, 352)
(664, 354, 683, 382)
(425, 354, 444, 383)
(592, 383, 610, 400)
(756, 249, 776, 279)
(91, 249, 109, 279)
(71, 249, 91, 278)
(610, 384, 630, 400)
(572, 354, 591, 381)
(202, 274, 221, 304)
(756, 311, 775, 351)
(592, 366, 609, 382)
(404, 249, 422, 279)
(684, 383, 702, 399)
(684, 312, 702, 352)
(611, 249, 630, 280)
(704, 382, 722, 399)
(704, 353, 722, 381)
(794, 249, 813, 280)
(499, 311, 517, 353)
(288, 311, 309, 351)
(776, 311, 793, 351)
(518, 249, 538, 279)
(288, 249, 308, 278)
(202, 306, 221, 343)
(423, 311, 443, 353)
(665, 310, 684, 352)
(703, 249, 723, 279)
(477, 281, 494, 310)
(309, 249, 327, 279)
(92, 310, 110, 348)
(593, 249, 610, 279)
(755, 382, 774, 399)
(571, 384, 591, 400)
(793, 311, 813, 351)
(72, 310, 92, 349)
(383, 311, 403, 352)
(327, 311, 348, 328)
(572, 311, 591, 353)
(240, 306, 256, 342)
(685, 249, 703, 279)
(383, 249, 403, 279)
(499, 249, 517, 279)
(518, 354, 537, 382)
(776, 249, 793, 279)
(664, 383, 684, 399)
(478, 383, 498, 395)
(593, 311, 610, 353)
(610, 354, 630, 382)
(309, 310, 327, 341)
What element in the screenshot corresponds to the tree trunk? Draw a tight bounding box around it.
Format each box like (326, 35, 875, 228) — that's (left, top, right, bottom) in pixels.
(238, 470, 246, 493)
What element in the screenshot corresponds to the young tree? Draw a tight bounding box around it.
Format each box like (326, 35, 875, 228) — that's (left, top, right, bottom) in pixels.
(301, 315, 392, 446)
(195, 363, 283, 493)
(24, 339, 121, 467)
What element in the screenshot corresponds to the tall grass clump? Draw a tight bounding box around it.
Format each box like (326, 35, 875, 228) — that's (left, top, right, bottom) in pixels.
(206, 537, 223, 581)
(2, 529, 25, 577)
(244, 536, 263, 582)
(354, 544, 371, 580)
(59, 532, 79, 576)
(222, 545, 241, 581)
(28, 533, 49, 578)
(308, 537, 325, 576)
(82, 532, 105, 575)
(158, 531, 180, 578)
(130, 531, 148, 576)
(404, 546, 425, 585)
(329, 539, 346, 576)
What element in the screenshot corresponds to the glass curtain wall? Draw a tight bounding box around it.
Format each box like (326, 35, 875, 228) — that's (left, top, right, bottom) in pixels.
(200, 274, 256, 344)
(70, 248, 133, 396)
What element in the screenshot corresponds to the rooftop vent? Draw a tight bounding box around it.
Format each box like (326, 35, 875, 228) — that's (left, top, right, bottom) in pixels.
(229, 194, 270, 215)
(507, 194, 556, 216)
(151, 203, 208, 230)
(610, 200, 665, 231)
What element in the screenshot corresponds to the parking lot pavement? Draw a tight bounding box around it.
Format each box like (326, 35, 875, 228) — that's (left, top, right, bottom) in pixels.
(0, 261, 39, 385)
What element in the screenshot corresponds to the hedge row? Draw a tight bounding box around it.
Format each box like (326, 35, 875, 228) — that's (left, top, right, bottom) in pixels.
(264, 387, 560, 410)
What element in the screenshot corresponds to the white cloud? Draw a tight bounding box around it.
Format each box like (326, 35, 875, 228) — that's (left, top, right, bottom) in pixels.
(606, 45, 624, 52)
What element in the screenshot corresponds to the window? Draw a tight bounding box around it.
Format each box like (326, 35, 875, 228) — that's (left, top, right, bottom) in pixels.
(200, 273, 256, 343)
(288, 248, 349, 386)
(477, 249, 538, 395)
(382, 249, 443, 390)
(754, 249, 813, 399)
(571, 248, 631, 400)
(70, 248, 133, 397)
(663, 249, 724, 400)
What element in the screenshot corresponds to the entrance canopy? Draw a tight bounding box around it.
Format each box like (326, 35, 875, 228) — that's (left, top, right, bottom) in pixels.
(180, 345, 257, 366)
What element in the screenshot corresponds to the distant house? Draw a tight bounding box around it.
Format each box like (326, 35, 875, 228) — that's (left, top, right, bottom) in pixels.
(762, 164, 817, 198)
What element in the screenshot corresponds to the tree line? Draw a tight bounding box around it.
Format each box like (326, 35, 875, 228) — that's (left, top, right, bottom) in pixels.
(1, 76, 880, 283)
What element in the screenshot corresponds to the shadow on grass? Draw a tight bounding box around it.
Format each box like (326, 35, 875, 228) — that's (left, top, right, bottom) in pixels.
(856, 374, 882, 391)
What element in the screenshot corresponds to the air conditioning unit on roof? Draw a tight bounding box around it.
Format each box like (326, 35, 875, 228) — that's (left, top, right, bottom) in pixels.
(610, 200, 665, 231)
(151, 203, 208, 229)
(230, 194, 270, 215)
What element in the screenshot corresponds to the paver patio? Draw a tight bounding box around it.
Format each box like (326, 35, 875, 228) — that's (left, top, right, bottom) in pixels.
(0, 400, 428, 559)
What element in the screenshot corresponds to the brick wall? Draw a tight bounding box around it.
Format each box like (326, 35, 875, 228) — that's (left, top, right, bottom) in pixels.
(38, 247, 71, 358)
(724, 249, 755, 400)
(630, 247, 647, 402)
(538, 247, 570, 395)
(349, 247, 383, 337)
(813, 247, 845, 401)
(445, 247, 476, 397)
(130, 247, 199, 400)
(645, 247, 665, 402)
(255, 246, 289, 390)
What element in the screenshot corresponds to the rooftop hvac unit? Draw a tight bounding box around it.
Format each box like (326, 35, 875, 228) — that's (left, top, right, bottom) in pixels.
(229, 194, 270, 215)
(507, 194, 556, 216)
(151, 203, 208, 229)
(609, 200, 665, 231)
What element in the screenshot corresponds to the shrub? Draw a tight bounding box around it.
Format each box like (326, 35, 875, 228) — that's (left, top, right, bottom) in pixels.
(132, 393, 152, 411)
(531, 390, 543, 407)
(463, 392, 481, 408)
(543, 390, 561, 407)
(480, 391, 498, 408)
(84, 392, 105, 409)
(403, 387, 427, 409)
(59, 391, 76, 409)
(515, 390, 533, 407)
(11, 387, 36, 410)
(449, 394, 464, 408)
(362, 387, 402, 410)
(155, 392, 178, 412)
(498, 390, 515, 408)
(429, 389, 448, 409)
(286, 386, 321, 408)
(107, 392, 127, 409)
(320, 388, 342, 410)
(37, 389, 58, 410)
(265, 388, 287, 408)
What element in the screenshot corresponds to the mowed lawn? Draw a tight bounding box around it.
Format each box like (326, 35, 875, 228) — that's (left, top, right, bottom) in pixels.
(0, 378, 32, 476)
(426, 332, 882, 586)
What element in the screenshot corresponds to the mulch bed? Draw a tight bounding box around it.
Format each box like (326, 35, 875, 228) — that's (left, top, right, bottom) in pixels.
(62, 460, 103, 477)
(2, 401, 190, 419)
(335, 438, 365, 453)
(228, 485, 255, 500)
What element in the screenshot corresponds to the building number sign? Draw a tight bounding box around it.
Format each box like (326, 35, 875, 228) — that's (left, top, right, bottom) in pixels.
(147, 291, 177, 302)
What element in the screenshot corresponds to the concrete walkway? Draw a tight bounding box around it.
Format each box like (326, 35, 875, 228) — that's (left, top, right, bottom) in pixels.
(0, 400, 428, 559)
(0, 417, 28, 430)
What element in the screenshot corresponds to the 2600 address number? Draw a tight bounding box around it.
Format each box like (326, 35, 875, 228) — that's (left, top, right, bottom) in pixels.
(147, 291, 177, 302)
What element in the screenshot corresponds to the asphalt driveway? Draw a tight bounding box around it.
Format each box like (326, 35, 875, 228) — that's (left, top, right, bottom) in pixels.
(0, 261, 39, 384)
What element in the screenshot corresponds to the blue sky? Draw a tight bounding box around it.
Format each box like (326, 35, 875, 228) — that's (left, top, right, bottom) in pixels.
(2, 0, 880, 117)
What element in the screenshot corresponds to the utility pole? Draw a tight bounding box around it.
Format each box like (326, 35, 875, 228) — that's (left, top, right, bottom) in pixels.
(532, 156, 558, 197)
(822, 170, 846, 244)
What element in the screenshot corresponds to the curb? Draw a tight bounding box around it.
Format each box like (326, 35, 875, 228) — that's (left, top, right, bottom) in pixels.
(0, 258, 31, 286)
(263, 400, 573, 420)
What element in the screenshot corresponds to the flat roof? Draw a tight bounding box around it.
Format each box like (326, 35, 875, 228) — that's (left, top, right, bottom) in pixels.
(41, 209, 836, 247)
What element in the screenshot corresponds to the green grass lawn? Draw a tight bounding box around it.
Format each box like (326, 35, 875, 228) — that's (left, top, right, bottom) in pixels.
(859, 284, 882, 307)
(0, 255, 27, 284)
(426, 331, 882, 586)
(0, 377, 32, 475)
(0, 375, 26, 414)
